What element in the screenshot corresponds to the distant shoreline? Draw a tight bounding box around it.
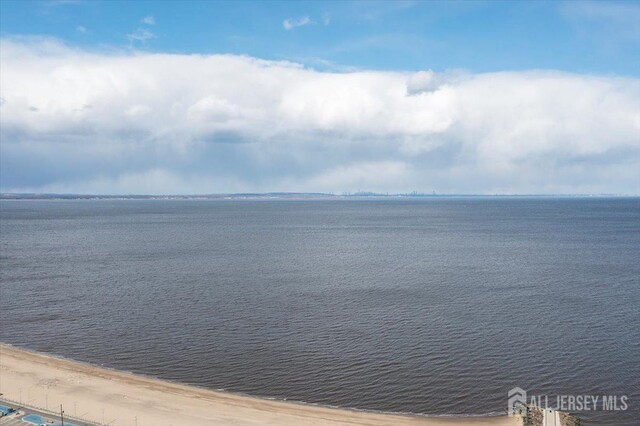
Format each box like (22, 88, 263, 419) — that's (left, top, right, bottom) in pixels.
(0, 343, 520, 426)
(1, 192, 636, 200)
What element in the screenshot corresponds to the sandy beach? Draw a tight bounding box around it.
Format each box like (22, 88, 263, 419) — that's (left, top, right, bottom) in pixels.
(0, 344, 520, 426)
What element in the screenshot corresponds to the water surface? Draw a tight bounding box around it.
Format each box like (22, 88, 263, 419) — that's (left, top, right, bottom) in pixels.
(1, 198, 638, 425)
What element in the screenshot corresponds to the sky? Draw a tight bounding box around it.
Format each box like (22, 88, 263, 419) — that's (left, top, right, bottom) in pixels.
(0, 0, 639, 194)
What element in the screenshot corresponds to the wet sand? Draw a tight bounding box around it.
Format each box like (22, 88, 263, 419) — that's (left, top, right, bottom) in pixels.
(0, 344, 521, 425)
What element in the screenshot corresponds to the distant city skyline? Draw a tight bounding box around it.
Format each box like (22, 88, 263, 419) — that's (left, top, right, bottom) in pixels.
(1, 0, 639, 194)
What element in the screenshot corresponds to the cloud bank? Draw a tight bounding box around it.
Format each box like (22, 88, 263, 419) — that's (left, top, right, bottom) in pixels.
(1, 39, 639, 194)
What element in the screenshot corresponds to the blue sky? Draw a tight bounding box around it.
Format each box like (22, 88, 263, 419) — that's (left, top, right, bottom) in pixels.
(0, 1, 639, 194)
(2, 0, 639, 75)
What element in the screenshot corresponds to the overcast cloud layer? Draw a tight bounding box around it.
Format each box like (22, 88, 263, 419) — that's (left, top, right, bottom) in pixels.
(1, 39, 639, 194)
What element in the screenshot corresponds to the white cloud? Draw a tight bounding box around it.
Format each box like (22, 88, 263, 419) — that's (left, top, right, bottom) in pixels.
(125, 104, 152, 117)
(1, 39, 639, 194)
(141, 16, 156, 25)
(283, 16, 312, 30)
(126, 28, 155, 45)
(76, 25, 87, 34)
(406, 69, 452, 94)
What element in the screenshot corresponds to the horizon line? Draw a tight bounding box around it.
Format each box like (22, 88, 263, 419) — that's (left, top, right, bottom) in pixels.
(1, 192, 638, 199)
